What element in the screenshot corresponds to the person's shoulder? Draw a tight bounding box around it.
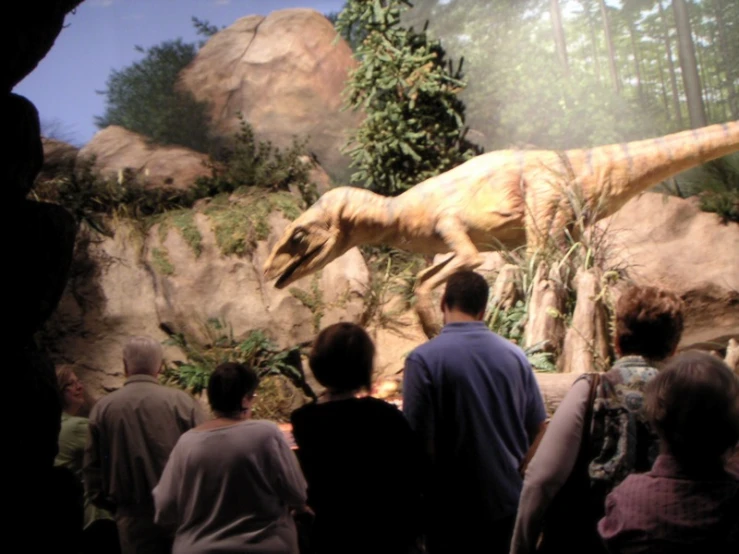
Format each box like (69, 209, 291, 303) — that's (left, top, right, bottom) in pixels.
(89, 388, 119, 419)
(65, 415, 90, 431)
(359, 396, 403, 415)
(291, 401, 317, 425)
(162, 383, 201, 405)
(243, 419, 282, 438)
(611, 471, 656, 502)
(408, 331, 459, 359)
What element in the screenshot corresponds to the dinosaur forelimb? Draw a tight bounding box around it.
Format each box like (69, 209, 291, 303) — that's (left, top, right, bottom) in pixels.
(414, 290, 443, 339)
(414, 219, 485, 338)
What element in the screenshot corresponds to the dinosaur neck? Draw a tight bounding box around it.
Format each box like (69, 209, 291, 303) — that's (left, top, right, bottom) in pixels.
(336, 189, 399, 248)
(582, 121, 739, 218)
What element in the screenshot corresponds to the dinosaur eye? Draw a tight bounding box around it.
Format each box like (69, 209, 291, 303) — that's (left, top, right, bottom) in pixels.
(291, 229, 306, 243)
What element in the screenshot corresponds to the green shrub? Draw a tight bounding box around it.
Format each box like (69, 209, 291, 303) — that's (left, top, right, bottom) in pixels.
(198, 114, 318, 206)
(337, 0, 481, 196)
(160, 320, 315, 412)
(96, 39, 212, 153)
(32, 116, 315, 236)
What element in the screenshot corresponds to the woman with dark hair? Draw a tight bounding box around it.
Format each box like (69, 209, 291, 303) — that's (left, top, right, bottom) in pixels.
(153, 363, 308, 553)
(510, 285, 686, 554)
(599, 350, 739, 552)
(290, 322, 426, 554)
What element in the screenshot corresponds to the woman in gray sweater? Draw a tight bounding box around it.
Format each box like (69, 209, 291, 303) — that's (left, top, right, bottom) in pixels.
(153, 363, 309, 553)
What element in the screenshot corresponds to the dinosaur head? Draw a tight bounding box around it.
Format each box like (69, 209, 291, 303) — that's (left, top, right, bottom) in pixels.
(263, 190, 350, 289)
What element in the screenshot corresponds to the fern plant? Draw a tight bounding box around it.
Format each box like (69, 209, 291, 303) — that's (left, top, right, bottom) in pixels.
(160, 319, 312, 401)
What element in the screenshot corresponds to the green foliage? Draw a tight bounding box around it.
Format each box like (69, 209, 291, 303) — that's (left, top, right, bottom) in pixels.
(32, 157, 195, 233)
(33, 114, 313, 235)
(526, 351, 558, 373)
(482, 174, 626, 369)
(95, 38, 212, 152)
(485, 299, 528, 344)
(359, 245, 426, 328)
(151, 247, 175, 275)
(289, 274, 325, 334)
(699, 187, 739, 223)
(336, 0, 482, 195)
(159, 210, 203, 257)
(192, 16, 220, 43)
(402, 0, 737, 156)
(198, 114, 317, 206)
(696, 161, 739, 224)
(668, 157, 739, 223)
(160, 320, 312, 406)
(325, 8, 368, 51)
(204, 190, 301, 256)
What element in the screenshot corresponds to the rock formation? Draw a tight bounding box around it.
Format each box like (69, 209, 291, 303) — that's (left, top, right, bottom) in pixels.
(180, 9, 360, 181)
(601, 192, 739, 349)
(41, 194, 369, 397)
(79, 125, 213, 189)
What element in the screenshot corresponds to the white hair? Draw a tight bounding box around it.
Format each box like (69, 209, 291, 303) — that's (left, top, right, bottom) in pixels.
(123, 336, 163, 376)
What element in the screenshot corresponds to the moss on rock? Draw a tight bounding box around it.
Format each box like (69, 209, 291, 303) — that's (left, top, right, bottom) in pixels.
(204, 190, 302, 257)
(157, 209, 203, 257)
(151, 247, 175, 275)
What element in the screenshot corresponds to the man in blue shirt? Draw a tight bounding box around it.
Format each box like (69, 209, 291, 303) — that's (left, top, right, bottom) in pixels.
(403, 270, 547, 553)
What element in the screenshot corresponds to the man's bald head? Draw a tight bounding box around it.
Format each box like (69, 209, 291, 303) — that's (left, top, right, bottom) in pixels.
(123, 336, 163, 376)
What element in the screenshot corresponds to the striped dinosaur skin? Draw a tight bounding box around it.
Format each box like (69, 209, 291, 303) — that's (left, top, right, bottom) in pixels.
(264, 121, 739, 338)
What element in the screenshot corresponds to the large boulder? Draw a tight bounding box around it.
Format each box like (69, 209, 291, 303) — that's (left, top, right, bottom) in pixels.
(78, 125, 212, 189)
(600, 192, 739, 349)
(180, 9, 360, 181)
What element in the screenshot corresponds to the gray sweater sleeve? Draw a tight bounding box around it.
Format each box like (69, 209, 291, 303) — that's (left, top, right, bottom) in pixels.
(268, 429, 308, 508)
(510, 378, 591, 554)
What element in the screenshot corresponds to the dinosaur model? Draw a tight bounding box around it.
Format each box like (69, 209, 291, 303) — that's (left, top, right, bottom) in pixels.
(264, 121, 739, 338)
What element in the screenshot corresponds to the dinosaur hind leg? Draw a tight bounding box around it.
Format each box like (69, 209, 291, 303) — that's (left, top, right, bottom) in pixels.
(414, 219, 485, 338)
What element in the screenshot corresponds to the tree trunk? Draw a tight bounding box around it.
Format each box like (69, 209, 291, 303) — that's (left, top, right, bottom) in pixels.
(525, 262, 567, 355)
(673, 0, 708, 128)
(582, 0, 603, 84)
(658, 0, 684, 127)
(550, 0, 570, 75)
(491, 264, 521, 311)
(712, 0, 739, 119)
(599, 0, 621, 94)
(559, 268, 611, 374)
(626, 19, 646, 108)
(657, 56, 671, 120)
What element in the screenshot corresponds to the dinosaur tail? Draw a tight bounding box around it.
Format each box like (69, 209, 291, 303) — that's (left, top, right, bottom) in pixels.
(571, 120, 739, 215)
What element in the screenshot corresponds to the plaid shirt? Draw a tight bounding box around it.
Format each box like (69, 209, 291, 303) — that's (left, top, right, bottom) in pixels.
(598, 454, 739, 553)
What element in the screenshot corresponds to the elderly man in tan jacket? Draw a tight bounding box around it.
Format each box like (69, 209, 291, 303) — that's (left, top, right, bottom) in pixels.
(84, 336, 206, 554)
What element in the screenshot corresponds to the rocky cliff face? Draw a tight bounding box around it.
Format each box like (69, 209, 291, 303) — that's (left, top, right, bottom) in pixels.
(180, 9, 361, 182)
(40, 191, 369, 397)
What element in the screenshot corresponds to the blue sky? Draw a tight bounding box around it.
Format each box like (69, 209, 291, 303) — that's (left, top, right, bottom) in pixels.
(15, 0, 346, 146)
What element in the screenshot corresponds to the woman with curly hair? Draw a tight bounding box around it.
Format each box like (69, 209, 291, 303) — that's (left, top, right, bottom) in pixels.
(510, 284, 685, 554)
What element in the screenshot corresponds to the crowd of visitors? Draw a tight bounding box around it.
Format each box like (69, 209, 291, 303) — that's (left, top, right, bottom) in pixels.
(49, 272, 737, 553)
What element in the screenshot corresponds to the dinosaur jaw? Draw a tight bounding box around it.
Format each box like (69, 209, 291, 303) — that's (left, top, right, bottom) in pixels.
(264, 234, 340, 289)
(273, 243, 326, 289)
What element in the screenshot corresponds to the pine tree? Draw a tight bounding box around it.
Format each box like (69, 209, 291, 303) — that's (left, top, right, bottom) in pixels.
(336, 0, 482, 196)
